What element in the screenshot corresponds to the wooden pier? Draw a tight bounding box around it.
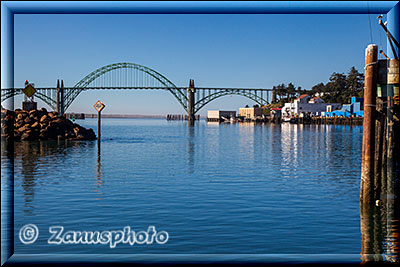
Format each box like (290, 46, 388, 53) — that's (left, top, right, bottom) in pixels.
(167, 114, 200, 121)
(307, 116, 363, 125)
(206, 116, 363, 125)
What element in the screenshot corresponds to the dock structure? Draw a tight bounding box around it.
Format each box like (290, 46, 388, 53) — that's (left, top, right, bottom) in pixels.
(166, 114, 200, 121)
(359, 41, 399, 263)
(308, 116, 363, 125)
(360, 45, 399, 208)
(65, 113, 85, 120)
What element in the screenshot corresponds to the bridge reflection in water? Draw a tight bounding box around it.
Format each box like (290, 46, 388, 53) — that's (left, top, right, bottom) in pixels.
(6, 140, 99, 215)
(1, 124, 399, 262)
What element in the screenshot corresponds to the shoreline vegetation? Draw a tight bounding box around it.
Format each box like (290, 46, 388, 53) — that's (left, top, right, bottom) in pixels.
(271, 66, 364, 105)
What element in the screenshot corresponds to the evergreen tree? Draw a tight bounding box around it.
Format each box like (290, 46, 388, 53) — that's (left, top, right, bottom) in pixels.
(287, 83, 296, 101)
(346, 66, 364, 95)
(311, 83, 325, 96)
(272, 86, 277, 103)
(297, 86, 303, 97)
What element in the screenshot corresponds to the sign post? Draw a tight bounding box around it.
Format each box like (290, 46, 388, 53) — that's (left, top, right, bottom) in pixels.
(93, 100, 105, 143)
(22, 83, 37, 111)
(22, 83, 36, 99)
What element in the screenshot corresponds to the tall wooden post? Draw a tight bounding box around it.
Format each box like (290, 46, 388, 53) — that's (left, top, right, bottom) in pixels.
(98, 110, 101, 145)
(361, 44, 378, 208)
(187, 79, 195, 125)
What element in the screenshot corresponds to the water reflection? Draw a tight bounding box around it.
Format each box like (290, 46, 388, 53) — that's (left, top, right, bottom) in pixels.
(1, 138, 14, 262)
(280, 123, 299, 170)
(6, 120, 399, 259)
(94, 143, 104, 201)
(239, 122, 255, 163)
(13, 140, 96, 215)
(15, 141, 41, 215)
(187, 125, 195, 174)
(360, 199, 400, 263)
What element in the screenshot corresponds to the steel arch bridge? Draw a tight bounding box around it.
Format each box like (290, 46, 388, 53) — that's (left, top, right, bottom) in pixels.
(1, 62, 272, 117)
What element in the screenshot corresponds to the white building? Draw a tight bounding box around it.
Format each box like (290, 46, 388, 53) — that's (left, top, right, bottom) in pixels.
(282, 94, 339, 117)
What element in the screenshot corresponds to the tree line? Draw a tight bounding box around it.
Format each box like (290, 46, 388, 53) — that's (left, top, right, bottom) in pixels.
(271, 66, 364, 105)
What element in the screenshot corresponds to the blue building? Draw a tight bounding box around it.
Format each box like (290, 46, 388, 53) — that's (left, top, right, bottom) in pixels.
(325, 97, 364, 117)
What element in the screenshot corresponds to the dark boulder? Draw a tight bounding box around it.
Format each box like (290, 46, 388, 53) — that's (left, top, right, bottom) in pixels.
(1, 108, 96, 141)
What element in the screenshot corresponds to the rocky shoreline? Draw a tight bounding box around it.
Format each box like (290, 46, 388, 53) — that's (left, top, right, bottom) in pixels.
(1, 108, 96, 141)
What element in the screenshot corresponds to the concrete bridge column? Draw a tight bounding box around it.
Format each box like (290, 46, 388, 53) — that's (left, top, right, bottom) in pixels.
(56, 79, 65, 115)
(187, 79, 195, 124)
(60, 80, 64, 115)
(56, 79, 60, 113)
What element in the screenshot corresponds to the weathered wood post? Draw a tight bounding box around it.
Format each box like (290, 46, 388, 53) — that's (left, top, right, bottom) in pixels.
(187, 79, 195, 125)
(384, 6, 399, 261)
(361, 44, 378, 208)
(386, 60, 399, 264)
(360, 205, 381, 263)
(374, 97, 384, 201)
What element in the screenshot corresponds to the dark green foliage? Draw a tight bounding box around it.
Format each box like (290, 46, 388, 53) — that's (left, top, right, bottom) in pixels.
(271, 83, 299, 103)
(271, 66, 364, 104)
(317, 67, 364, 103)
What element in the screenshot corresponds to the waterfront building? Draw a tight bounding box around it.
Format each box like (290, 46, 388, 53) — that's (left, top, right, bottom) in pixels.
(270, 108, 282, 120)
(282, 95, 333, 117)
(326, 103, 343, 112)
(239, 107, 264, 119)
(295, 94, 312, 103)
(308, 96, 325, 104)
(323, 97, 364, 117)
(207, 110, 236, 121)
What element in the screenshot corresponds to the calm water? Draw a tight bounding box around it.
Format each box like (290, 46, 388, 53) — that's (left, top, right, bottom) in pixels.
(7, 119, 366, 257)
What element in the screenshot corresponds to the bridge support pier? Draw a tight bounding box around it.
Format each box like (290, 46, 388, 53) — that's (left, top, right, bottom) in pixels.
(187, 79, 196, 125)
(56, 79, 65, 115)
(60, 80, 64, 115)
(56, 79, 60, 113)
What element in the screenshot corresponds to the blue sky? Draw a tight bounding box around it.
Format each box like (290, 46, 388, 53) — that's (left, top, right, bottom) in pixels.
(13, 12, 386, 116)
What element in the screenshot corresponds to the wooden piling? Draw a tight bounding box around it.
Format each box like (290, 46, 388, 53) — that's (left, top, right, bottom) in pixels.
(361, 44, 378, 208)
(374, 98, 384, 201)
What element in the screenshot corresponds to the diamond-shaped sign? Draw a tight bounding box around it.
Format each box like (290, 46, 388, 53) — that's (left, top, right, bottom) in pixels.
(93, 100, 105, 112)
(22, 84, 36, 98)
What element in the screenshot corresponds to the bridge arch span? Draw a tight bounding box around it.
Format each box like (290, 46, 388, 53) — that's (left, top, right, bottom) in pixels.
(64, 62, 187, 111)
